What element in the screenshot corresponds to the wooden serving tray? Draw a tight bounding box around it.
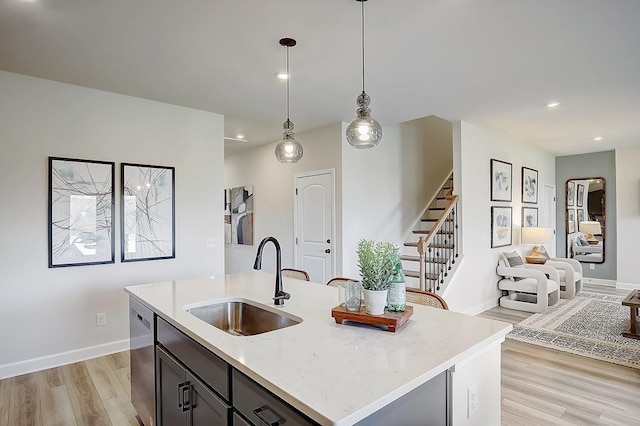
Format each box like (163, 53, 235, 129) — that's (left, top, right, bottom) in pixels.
(331, 305, 413, 332)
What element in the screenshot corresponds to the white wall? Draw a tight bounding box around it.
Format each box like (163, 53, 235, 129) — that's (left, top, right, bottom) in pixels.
(341, 116, 453, 278)
(445, 121, 556, 314)
(615, 147, 640, 288)
(224, 123, 343, 277)
(0, 71, 225, 378)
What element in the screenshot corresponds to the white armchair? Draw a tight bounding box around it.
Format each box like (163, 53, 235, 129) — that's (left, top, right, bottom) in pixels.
(530, 258, 582, 299)
(497, 256, 560, 313)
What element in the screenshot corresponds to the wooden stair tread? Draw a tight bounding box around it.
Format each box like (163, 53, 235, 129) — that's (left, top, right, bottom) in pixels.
(405, 270, 439, 280)
(421, 218, 454, 222)
(429, 207, 446, 211)
(413, 230, 453, 235)
(400, 255, 448, 264)
(404, 242, 454, 249)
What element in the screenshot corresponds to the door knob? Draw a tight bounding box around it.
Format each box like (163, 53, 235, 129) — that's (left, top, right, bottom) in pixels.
(325, 249, 331, 254)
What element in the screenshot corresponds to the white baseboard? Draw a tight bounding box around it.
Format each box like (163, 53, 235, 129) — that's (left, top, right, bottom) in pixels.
(461, 298, 499, 316)
(0, 339, 129, 380)
(617, 282, 640, 290)
(582, 277, 616, 287)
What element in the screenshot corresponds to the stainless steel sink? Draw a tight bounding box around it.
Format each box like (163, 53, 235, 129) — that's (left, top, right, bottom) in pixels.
(186, 299, 302, 336)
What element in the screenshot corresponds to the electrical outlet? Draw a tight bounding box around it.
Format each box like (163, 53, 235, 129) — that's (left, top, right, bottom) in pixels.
(590, 263, 595, 270)
(96, 312, 107, 327)
(467, 383, 478, 418)
(205, 238, 216, 248)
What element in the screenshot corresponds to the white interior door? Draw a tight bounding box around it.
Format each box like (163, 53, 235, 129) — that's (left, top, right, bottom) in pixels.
(542, 184, 557, 257)
(295, 171, 334, 284)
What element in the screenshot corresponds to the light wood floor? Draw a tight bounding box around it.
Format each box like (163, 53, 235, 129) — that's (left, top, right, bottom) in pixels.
(479, 284, 640, 425)
(0, 351, 138, 426)
(1, 284, 638, 425)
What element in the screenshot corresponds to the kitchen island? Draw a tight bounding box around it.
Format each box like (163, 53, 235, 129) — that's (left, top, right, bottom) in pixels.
(125, 271, 511, 425)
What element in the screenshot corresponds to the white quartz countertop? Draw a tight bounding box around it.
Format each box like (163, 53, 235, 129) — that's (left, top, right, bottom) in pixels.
(125, 271, 512, 425)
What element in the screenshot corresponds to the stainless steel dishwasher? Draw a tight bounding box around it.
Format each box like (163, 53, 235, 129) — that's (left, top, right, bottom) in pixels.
(130, 297, 155, 426)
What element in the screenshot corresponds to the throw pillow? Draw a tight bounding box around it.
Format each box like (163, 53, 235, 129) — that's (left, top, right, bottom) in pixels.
(502, 251, 525, 281)
(578, 236, 590, 246)
(503, 250, 525, 267)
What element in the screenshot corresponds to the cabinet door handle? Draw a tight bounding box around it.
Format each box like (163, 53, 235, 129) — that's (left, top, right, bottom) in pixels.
(177, 381, 191, 412)
(325, 249, 331, 254)
(253, 405, 284, 426)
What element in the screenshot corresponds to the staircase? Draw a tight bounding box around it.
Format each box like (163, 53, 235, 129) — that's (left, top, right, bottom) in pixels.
(400, 174, 460, 292)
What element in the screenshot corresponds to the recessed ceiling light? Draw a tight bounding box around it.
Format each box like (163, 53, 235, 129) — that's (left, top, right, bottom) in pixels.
(546, 102, 560, 108)
(277, 72, 289, 80)
(593, 136, 603, 141)
(236, 134, 245, 139)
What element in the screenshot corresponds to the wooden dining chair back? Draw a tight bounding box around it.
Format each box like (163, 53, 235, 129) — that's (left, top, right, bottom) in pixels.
(326, 277, 359, 287)
(281, 268, 310, 281)
(405, 288, 448, 310)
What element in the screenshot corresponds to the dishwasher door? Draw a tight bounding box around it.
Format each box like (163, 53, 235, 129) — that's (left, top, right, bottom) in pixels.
(130, 297, 155, 426)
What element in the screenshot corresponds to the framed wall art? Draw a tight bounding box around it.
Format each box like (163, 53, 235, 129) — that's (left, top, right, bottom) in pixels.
(48, 157, 115, 267)
(490, 159, 512, 202)
(121, 163, 175, 262)
(522, 207, 538, 227)
(230, 185, 253, 245)
(577, 208, 585, 225)
(577, 183, 585, 207)
(522, 167, 538, 204)
(491, 206, 512, 248)
(567, 209, 576, 233)
(567, 181, 575, 207)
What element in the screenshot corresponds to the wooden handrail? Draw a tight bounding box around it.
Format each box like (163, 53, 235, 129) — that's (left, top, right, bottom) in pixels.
(418, 194, 459, 291)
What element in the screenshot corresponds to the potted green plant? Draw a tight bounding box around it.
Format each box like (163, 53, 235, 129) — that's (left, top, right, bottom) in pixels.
(357, 239, 395, 315)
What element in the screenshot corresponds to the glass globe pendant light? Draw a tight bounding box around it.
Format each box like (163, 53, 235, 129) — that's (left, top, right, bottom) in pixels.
(346, 0, 382, 149)
(275, 38, 303, 163)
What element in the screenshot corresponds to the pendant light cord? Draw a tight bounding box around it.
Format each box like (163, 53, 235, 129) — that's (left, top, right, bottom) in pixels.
(286, 46, 290, 121)
(361, 0, 365, 93)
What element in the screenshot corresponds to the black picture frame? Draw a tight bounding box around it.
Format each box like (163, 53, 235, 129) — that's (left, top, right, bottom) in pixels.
(567, 209, 576, 233)
(521, 167, 538, 204)
(577, 184, 585, 208)
(490, 159, 512, 202)
(121, 163, 175, 262)
(522, 207, 538, 227)
(491, 206, 512, 248)
(577, 209, 585, 225)
(48, 157, 115, 267)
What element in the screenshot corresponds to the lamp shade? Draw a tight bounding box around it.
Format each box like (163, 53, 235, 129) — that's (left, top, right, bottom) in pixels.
(521, 227, 553, 245)
(579, 221, 602, 235)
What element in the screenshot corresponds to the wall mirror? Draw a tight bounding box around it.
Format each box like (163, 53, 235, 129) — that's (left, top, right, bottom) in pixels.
(565, 177, 605, 263)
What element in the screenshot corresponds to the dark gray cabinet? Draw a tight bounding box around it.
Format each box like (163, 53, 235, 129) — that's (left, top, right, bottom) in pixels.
(156, 346, 231, 425)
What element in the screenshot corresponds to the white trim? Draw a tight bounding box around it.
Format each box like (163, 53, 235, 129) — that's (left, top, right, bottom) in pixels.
(460, 298, 499, 316)
(617, 282, 640, 290)
(293, 169, 336, 280)
(0, 339, 129, 380)
(582, 277, 616, 287)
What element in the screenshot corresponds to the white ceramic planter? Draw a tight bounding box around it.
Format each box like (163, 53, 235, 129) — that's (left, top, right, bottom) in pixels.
(363, 289, 388, 315)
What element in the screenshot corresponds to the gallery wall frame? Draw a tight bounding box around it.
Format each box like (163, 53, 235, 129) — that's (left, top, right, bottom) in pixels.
(48, 157, 115, 267)
(490, 159, 512, 202)
(522, 207, 538, 228)
(567, 181, 575, 207)
(577, 209, 585, 225)
(491, 206, 512, 248)
(121, 163, 175, 262)
(567, 209, 576, 233)
(522, 167, 538, 204)
(577, 184, 585, 208)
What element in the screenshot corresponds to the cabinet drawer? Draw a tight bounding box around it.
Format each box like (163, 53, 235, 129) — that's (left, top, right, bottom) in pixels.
(157, 317, 230, 400)
(232, 370, 317, 426)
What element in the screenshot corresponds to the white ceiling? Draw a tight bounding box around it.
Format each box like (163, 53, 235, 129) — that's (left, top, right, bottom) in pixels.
(2, 0, 639, 157)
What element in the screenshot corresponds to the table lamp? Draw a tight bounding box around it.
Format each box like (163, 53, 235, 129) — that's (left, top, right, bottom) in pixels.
(579, 221, 602, 244)
(521, 227, 553, 264)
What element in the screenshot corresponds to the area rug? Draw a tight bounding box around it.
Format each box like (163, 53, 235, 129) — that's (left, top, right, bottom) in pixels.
(507, 293, 640, 369)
